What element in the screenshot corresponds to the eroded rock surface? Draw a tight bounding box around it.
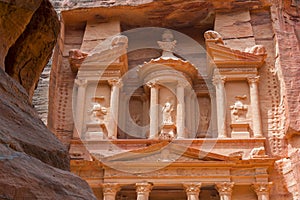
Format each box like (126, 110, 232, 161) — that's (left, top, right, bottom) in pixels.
(0, 0, 96, 199)
(1, 0, 59, 100)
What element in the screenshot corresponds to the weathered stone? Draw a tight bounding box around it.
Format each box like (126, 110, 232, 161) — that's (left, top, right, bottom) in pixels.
(0, 0, 59, 101)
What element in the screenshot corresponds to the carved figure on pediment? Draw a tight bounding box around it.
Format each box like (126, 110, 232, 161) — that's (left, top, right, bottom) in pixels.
(89, 97, 107, 123)
(230, 95, 248, 122)
(162, 100, 174, 125)
(244, 45, 266, 56)
(204, 30, 224, 45)
(250, 147, 266, 158)
(68, 49, 88, 72)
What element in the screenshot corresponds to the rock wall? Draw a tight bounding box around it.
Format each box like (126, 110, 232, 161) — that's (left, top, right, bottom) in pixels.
(0, 0, 96, 199)
(2, 0, 59, 100)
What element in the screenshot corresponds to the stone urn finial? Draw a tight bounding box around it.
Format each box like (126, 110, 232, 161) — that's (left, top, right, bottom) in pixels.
(157, 30, 178, 58)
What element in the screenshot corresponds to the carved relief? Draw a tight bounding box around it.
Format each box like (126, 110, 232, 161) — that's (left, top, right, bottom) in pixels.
(244, 45, 266, 56)
(89, 97, 107, 123)
(162, 99, 174, 125)
(204, 30, 224, 45)
(230, 95, 248, 123)
(68, 49, 88, 73)
(157, 30, 177, 56)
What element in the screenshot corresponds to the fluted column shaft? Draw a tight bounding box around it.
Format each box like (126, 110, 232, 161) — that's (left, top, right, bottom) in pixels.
(212, 75, 227, 138)
(247, 76, 263, 138)
(216, 182, 234, 200)
(108, 79, 122, 139)
(136, 182, 153, 200)
(183, 183, 201, 200)
(252, 182, 272, 200)
(103, 183, 120, 200)
(176, 82, 185, 138)
(74, 79, 88, 139)
(147, 82, 159, 139)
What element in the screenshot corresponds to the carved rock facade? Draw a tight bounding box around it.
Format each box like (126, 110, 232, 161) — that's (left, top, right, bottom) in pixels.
(45, 0, 300, 199)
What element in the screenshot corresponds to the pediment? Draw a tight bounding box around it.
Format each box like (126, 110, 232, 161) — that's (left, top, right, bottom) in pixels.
(95, 141, 229, 163)
(206, 42, 266, 67)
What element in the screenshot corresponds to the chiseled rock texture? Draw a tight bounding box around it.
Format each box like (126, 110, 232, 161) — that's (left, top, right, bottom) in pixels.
(1, 0, 59, 100)
(0, 0, 96, 199)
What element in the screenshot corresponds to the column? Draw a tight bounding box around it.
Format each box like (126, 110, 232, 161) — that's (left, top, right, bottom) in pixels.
(212, 74, 227, 138)
(103, 183, 120, 200)
(252, 182, 272, 200)
(209, 87, 218, 138)
(108, 79, 122, 139)
(183, 183, 201, 200)
(185, 90, 192, 138)
(176, 82, 185, 138)
(247, 76, 263, 138)
(73, 79, 88, 139)
(215, 182, 234, 200)
(147, 82, 159, 139)
(136, 182, 153, 200)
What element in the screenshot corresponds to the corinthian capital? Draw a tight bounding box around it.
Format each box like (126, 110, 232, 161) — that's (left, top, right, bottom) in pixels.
(212, 75, 226, 86)
(136, 182, 153, 193)
(252, 182, 272, 194)
(102, 183, 120, 194)
(247, 76, 260, 84)
(108, 79, 123, 87)
(183, 183, 202, 195)
(146, 81, 160, 89)
(215, 182, 234, 195)
(74, 79, 88, 87)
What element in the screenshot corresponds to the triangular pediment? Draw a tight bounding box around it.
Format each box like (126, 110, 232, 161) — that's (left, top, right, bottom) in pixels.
(95, 141, 229, 163)
(206, 42, 266, 66)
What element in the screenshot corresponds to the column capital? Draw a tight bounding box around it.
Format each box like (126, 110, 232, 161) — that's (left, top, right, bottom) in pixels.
(252, 182, 272, 194)
(102, 183, 120, 194)
(212, 75, 226, 86)
(247, 76, 260, 84)
(177, 80, 190, 88)
(108, 79, 123, 87)
(74, 79, 88, 87)
(136, 182, 153, 193)
(215, 182, 234, 195)
(183, 182, 202, 194)
(146, 81, 160, 89)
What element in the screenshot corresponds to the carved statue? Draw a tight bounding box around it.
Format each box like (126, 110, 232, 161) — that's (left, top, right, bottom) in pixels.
(244, 45, 266, 56)
(230, 95, 248, 122)
(162, 100, 174, 125)
(89, 98, 107, 123)
(204, 30, 224, 45)
(68, 49, 88, 72)
(250, 147, 266, 158)
(157, 30, 177, 58)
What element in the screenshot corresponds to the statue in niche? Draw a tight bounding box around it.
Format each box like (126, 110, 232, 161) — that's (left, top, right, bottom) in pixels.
(230, 95, 248, 122)
(89, 97, 107, 123)
(162, 100, 174, 125)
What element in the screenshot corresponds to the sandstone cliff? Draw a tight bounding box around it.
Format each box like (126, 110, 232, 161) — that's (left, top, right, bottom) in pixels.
(0, 0, 96, 199)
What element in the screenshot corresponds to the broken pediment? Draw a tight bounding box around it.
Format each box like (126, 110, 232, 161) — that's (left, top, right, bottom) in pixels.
(204, 30, 267, 73)
(95, 141, 229, 163)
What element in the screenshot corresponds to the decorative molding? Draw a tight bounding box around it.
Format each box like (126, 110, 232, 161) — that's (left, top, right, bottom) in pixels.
(74, 79, 88, 87)
(108, 79, 123, 87)
(183, 183, 202, 194)
(215, 182, 234, 195)
(136, 182, 153, 193)
(252, 182, 272, 194)
(247, 76, 260, 84)
(102, 183, 120, 194)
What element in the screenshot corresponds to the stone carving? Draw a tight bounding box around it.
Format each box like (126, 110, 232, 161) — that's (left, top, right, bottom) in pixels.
(250, 147, 267, 158)
(68, 49, 88, 73)
(204, 30, 224, 45)
(183, 183, 202, 200)
(230, 95, 248, 122)
(162, 100, 174, 125)
(252, 182, 272, 196)
(244, 45, 266, 56)
(89, 97, 107, 123)
(157, 30, 177, 58)
(136, 182, 153, 200)
(215, 182, 234, 199)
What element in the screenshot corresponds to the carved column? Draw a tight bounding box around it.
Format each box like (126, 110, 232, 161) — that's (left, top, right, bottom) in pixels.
(147, 82, 159, 139)
(177, 82, 185, 138)
(212, 75, 227, 138)
(108, 79, 122, 139)
(247, 76, 263, 138)
(183, 183, 202, 200)
(252, 182, 272, 200)
(74, 79, 88, 139)
(209, 87, 218, 138)
(136, 182, 153, 200)
(103, 183, 120, 200)
(185, 91, 192, 137)
(215, 182, 234, 200)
